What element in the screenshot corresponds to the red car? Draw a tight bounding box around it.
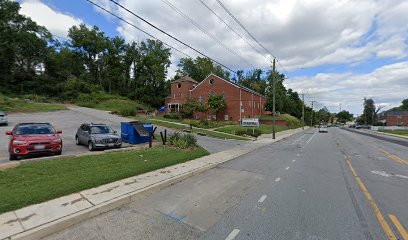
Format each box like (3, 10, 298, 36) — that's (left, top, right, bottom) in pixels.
(6, 123, 63, 160)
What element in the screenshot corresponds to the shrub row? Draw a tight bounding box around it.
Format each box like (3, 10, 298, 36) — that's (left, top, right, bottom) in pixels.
(168, 132, 197, 149)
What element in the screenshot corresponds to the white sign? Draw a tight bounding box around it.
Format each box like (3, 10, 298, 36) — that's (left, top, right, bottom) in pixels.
(242, 118, 259, 127)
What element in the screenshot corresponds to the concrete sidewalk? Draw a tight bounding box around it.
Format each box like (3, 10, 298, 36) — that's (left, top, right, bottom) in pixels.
(0, 127, 305, 240)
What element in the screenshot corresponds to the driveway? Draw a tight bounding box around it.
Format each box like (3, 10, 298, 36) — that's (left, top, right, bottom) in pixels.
(0, 106, 250, 163)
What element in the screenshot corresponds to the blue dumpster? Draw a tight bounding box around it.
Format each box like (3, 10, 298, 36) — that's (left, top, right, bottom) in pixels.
(121, 121, 152, 144)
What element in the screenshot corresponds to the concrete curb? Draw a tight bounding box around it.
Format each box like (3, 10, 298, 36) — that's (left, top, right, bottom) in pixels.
(0, 127, 306, 240)
(367, 130, 408, 139)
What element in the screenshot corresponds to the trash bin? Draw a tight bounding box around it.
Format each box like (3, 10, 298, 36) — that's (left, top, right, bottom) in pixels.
(121, 121, 152, 144)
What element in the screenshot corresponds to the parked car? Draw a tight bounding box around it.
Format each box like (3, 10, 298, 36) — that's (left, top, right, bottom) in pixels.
(0, 111, 8, 126)
(319, 125, 328, 133)
(75, 123, 122, 151)
(6, 123, 63, 160)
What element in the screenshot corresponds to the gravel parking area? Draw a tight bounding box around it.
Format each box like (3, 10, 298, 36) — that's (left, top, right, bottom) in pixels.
(0, 106, 251, 163)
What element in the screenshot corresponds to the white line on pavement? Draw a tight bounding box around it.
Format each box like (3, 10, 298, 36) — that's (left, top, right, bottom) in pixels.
(275, 177, 281, 182)
(304, 132, 316, 146)
(296, 154, 300, 157)
(291, 134, 307, 144)
(286, 166, 290, 170)
(371, 170, 408, 179)
(225, 229, 240, 240)
(258, 195, 267, 203)
(292, 159, 296, 162)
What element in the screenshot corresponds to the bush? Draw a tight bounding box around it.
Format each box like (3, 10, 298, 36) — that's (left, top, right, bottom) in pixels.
(168, 132, 197, 149)
(181, 119, 236, 129)
(234, 128, 262, 137)
(282, 114, 302, 129)
(163, 112, 182, 120)
(119, 107, 136, 117)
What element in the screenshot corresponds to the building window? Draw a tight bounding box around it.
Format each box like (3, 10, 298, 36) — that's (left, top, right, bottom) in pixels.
(177, 83, 181, 88)
(209, 91, 215, 96)
(207, 115, 212, 120)
(210, 79, 215, 84)
(199, 95, 203, 103)
(224, 115, 229, 121)
(196, 115, 200, 120)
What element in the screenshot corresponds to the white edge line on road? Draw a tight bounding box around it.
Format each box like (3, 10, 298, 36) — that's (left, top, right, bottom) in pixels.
(258, 195, 267, 203)
(225, 229, 240, 240)
(275, 177, 281, 182)
(291, 134, 307, 144)
(292, 159, 296, 162)
(285, 166, 290, 170)
(304, 132, 316, 146)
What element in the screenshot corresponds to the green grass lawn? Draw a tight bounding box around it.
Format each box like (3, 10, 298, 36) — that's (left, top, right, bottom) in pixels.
(133, 116, 250, 140)
(215, 124, 289, 135)
(0, 146, 209, 214)
(93, 99, 150, 112)
(0, 95, 66, 113)
(380, 130, 408, 136)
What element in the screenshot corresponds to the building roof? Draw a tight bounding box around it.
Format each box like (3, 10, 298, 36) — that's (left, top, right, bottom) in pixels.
(172, 76, 198, 84)
(387, 111, 408, 116)
(193, 73, 266, 98)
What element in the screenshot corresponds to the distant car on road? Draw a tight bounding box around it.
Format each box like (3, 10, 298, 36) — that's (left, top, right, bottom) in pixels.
(75, 123, 122, 151)
(0, 111, 8, 126)
(6, 123, 63, 160)
(319, 125, 328, 133)
(356, 125, 371, 129)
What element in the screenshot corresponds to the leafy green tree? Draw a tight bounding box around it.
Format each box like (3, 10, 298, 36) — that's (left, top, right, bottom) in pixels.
(176, 57, 230, 82)
(0, 0, 51, 93)
(336, 110, 353, 123)
(208, 94, 227, 116)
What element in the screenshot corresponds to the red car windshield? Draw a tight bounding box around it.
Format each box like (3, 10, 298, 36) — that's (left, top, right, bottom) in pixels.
(15, 124, 55, 135)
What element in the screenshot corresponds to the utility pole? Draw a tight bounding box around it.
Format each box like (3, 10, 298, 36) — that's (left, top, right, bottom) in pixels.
(272, 59, 276, 139)
(310, 100, 316, 126)
(339, 103, 342, 112)
(363, 97, 367, 125)
(300, 93, 305, 130)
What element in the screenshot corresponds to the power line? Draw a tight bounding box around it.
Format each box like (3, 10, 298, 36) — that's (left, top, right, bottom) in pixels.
(215, 0, 276, 59)
(107, 0, 239, 74)
(197, 0, 272, 65)
(161, 0, 254, 68)
(84, 0, 191, 59)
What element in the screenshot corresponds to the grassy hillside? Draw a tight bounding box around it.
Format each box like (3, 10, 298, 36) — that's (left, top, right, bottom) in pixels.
(0, 94, 67, 113)
(75, 93, 151, 115)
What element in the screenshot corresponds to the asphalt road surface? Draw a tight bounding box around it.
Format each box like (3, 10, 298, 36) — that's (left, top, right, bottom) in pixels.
(45, 127, 408, 240)
(0, 106, 249, 163)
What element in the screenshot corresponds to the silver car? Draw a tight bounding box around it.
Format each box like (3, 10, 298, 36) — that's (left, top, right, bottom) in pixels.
(319, 125, 328, 133)
(0, 111, 8, 126)
(75, 123, 122, 151)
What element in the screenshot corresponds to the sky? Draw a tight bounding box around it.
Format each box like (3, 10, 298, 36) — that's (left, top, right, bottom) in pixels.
(18, 0, 408, 115)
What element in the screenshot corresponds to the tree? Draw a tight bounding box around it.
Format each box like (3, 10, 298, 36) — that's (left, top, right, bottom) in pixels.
(362, 98, 383, 124)
(176, 57, 230, 82)
(208, 94, 227, 117)
(0, 0, 51, 93)
(181, 97, 200, 117)
(336, 110, 353, 123)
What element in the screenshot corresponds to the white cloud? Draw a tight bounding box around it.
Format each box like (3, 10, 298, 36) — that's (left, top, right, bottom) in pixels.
(288, 61, 408, 114)
(20, 0, 83, 38)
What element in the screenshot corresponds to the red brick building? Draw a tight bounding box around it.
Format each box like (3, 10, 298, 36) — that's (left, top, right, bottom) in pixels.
(386, 111, 408, 126)
(165, 74, 266, 122)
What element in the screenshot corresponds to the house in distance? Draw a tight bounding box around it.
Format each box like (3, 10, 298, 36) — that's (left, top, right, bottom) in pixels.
(165, 74, 266, 122)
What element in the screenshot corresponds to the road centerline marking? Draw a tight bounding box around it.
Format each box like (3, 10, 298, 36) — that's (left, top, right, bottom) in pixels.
(225, 229, 240, 240)
(344, 157, 397, 240)
(285, 166, 290, 170)
(389, 214, 408, 240)
(258, 195, 267, 203)
(275, 177, 281, 182)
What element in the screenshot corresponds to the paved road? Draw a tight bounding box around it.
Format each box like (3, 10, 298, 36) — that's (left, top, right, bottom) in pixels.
(45, 128, 408, 240)
(0, 106, 249, 163)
